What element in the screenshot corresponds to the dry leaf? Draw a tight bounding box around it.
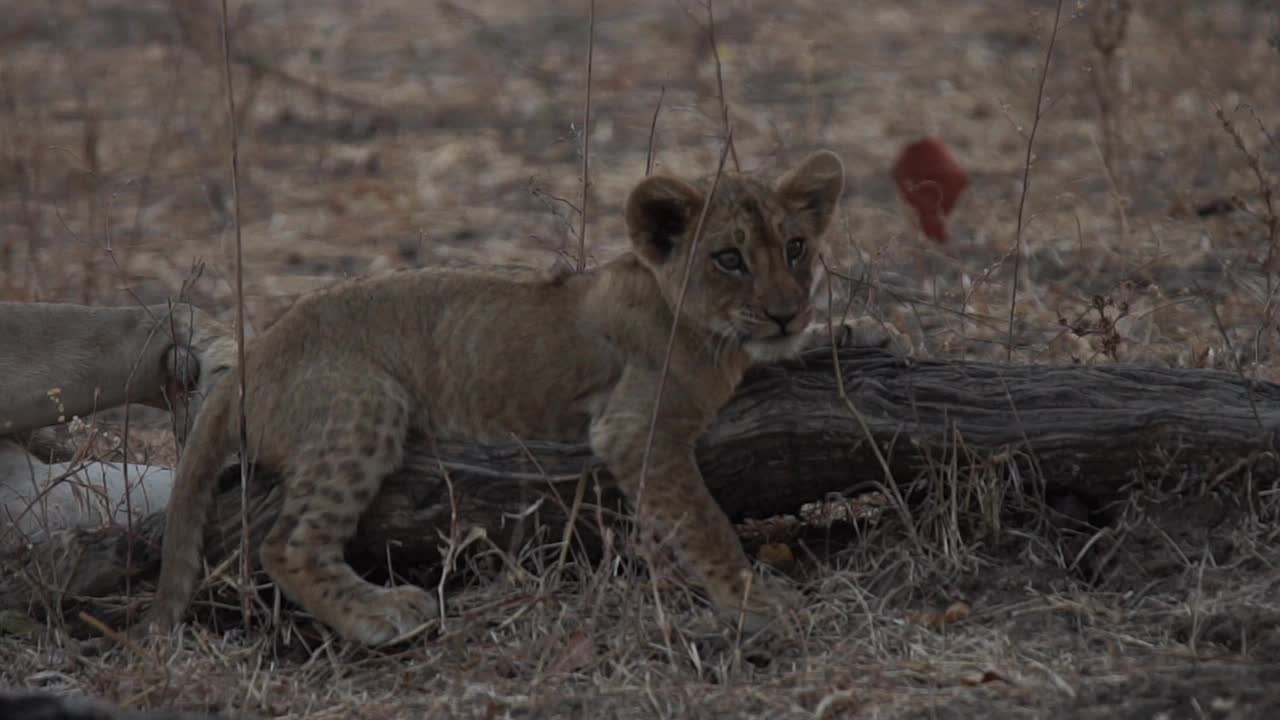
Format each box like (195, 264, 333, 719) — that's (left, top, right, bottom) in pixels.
(944, 601, 971, 624)
(911, 601, 970, 630)
(910, 611, 945, 629)
(551, 632, 596, 674)
(891, 136, 969, 243)
(757, 542, 795, 567)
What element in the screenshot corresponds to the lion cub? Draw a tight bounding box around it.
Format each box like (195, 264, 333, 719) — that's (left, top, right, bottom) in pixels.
(146, 150, 846, 645)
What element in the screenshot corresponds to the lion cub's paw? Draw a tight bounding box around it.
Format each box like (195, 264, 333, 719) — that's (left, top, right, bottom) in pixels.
(334, 585, 438, 646)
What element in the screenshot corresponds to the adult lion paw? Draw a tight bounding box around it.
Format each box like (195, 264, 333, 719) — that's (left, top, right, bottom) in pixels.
(834, 316, 912, 352)
(805, 316, 913, 355)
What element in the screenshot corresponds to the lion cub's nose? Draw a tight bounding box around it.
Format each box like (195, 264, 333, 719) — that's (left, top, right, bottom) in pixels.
(764, 308, 800, 334)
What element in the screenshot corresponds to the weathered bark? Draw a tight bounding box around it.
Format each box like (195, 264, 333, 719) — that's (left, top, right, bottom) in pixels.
(0, 691, 217, 720)
(5, 346, 1279, 616)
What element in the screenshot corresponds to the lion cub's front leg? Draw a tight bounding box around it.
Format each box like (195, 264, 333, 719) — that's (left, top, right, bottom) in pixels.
(590, 379, 800, 632)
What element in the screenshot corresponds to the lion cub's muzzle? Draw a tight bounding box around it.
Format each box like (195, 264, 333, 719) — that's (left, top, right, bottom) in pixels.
(754, 296, 814, 338)
(738, 302, 815, 362)
(762, 306, 812, 337)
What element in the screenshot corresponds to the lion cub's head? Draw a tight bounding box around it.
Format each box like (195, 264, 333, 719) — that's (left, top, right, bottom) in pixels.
(624, 150, 845, 362)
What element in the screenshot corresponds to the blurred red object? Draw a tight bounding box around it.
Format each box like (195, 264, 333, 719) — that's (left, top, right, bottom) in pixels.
(892, 137, 969, 243)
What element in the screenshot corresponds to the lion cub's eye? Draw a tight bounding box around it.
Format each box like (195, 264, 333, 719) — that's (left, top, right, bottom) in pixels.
(785, 237, 806, 265)
(712, 248, 747, 274)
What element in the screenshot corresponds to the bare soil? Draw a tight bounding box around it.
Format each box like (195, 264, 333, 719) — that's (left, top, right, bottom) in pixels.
(3, 1, 1280, 718)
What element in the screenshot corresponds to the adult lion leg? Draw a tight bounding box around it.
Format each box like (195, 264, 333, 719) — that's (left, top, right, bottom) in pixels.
(0, 301, 236, 439)
(0, 301, 236, 539)
(0, 439, 176, 541)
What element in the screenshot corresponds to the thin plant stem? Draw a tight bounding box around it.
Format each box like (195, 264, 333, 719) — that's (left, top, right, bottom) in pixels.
(577, 0, 596, 272)
(217, 0, 252, 627)
(705, 0, 740, 173)
(645, 85, 665, 176)
(1007, 0, 1064, 362)
(637, 131, 733, 501)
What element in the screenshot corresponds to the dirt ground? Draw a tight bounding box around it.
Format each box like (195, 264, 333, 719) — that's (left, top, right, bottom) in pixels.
(3, 0, 1280, 718)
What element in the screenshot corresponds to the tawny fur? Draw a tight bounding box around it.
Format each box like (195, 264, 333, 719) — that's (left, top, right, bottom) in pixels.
(0, 302, 235, 441)
(146, 151, 846, 645)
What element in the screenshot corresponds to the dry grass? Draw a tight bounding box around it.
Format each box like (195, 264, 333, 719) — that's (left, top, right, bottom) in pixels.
(3, 0, 1280, 717)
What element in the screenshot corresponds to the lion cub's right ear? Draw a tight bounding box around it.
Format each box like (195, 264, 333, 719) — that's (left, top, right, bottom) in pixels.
(625, 175, 704, 266)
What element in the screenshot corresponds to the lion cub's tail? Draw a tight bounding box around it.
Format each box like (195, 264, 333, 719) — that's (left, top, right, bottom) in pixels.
(144, 374, 238, 634)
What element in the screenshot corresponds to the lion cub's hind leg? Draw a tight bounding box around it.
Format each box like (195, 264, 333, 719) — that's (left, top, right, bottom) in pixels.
(257, 377, 436, 645)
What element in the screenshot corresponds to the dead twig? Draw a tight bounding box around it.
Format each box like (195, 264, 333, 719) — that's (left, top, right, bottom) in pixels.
(217, 0, 252, 629)
(637, 130, 732, 501)
(1213, 102, 1279, 369)
(645, 85, 665, 177)
(684, 0, 740, 173)
(1006, 0, 1065, 362)
(1088, 0, 1131, 194)
(705, 0, 739, 172)
(576, 0, 596, 273)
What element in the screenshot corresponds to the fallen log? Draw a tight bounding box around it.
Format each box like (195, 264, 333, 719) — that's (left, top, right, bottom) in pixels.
(5, 346, 1280, 617)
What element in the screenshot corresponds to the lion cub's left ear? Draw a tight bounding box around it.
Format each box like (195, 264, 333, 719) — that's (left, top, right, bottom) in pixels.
(776, 150, 845, 237)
